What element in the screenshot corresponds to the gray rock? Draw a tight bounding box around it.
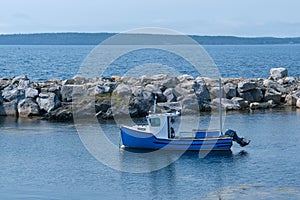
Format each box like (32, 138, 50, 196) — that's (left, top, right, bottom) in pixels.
(44, 106, 73, 121)
(73, 75, 87, 85)
(238, 81, 257, 93)
(209, 87, 224, 100)
(159, 77, 180, 88)
(17, 79, 31, 90)
(0, 101, 18, 116)
(18, 98, 40, 117)
(62, 78, 75, 85)
(121, 76, 140, 86)
(12, 75, 28, 85)
(37, 92, 61, 113)
(25, 88, 39, 98)
(239, 89, 263, 103)
(283, 77, 297, 85)
(224, 83, 237, 99)
(0, 78, 11, 90)
(193, 80, 210, 101)
(0, 90, 3, 104)
(113, 84, 132, 96)
(264, 88, 282, 104)
(61, 85, 85, 102)
(250, 101, 274, 110)
(231, 97, 249, 109)
(2, 86, 25, 102)
(131, 97, 153, 116)
(163, 88, 176, 102)
(263, 79, 286, 94)
(178, 74, 194, 82)
(270, 68, 288, 80)
(212, 98, 241, 111)
(157, 102, 181, 113)
(140, 74, 166, 85)
(173, 85, 193, 98)
(144, 84, 161, 94)
(93, 85, 111, 95)
(95, 100, 111, 113)
(180, 94, 201, 112)
(285, 94, 299, 106)
(297, 99, 300, 108)
(48, 86, 60, 93)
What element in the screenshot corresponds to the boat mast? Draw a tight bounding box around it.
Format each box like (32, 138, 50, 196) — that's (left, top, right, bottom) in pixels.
(219, 78, 223, 135)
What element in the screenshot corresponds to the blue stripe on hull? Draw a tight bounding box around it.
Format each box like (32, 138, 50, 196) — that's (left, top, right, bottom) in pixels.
(121, 126, 232, 151)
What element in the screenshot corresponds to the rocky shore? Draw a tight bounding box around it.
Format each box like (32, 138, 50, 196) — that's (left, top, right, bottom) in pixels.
(0, 68, 299, 121)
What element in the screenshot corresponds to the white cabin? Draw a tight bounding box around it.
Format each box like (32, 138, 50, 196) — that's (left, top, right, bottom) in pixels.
(146, 112, 179, 139)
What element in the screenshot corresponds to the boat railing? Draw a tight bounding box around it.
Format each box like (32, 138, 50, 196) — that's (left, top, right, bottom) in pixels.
(178, 130, 221, 139)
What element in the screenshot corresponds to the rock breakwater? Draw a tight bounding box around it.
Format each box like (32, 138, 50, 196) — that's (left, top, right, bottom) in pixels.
(0, 68, 299, 121)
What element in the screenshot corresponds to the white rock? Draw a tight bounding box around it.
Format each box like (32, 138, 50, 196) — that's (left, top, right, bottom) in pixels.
(270, 68, 288, 80)
(25, 88, 39, 98)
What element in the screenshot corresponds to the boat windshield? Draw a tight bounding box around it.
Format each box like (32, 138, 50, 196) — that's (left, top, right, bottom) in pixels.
(149, 118, 160, 127)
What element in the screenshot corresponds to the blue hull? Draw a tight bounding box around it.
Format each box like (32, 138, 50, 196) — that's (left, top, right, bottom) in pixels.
(121, 126, 232, 151)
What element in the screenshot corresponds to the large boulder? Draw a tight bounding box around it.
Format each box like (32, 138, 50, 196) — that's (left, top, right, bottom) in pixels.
(173, 85, 193, 98)
(17, 98, 40, 117)
(231, 97, 249, 109)
(250, 101, 274, 110)
(263, 79, 286, 94)
(239, 89, 263, 103)
(129, 87, 153, 116)
(0, 78, 11, 90)
(211, 98, 246, 111)
(163, 88, 177, 102)
(193, 80, 210, 102)
(159, 76, 180, 88)
(25, 87, 39, 98)
(179, 94, 201, 113)
(270, 68, 288, 80)
(113, 83, 132, 96)
(36, 92, 61, 113)
(211, 98, 241, 110)
(44, 106, 73, 121)
(2, 86, 25, 102)
(285, 93, 299, 106)
(209, 87, 224, 100)
(12, 75, 28, 85)
(224, 83, 237, 99)
(144, 84, 161, 94)
(61, 85, 85, 102)
(17, 79, 31, 90)
(264, 88, 282, 104)
(238, 81, 257, 93)
(297, 99, 300, 108)
(0, 101, 18, 116)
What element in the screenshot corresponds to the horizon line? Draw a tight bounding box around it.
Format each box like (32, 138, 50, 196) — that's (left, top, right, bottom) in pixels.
(0, 32, 300, 39)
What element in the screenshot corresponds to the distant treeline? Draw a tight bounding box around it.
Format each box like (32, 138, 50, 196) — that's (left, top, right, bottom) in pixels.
(0, 32, 300, 45)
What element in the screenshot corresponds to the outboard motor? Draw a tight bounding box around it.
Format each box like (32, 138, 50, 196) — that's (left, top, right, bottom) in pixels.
(225, 129, 250, 147)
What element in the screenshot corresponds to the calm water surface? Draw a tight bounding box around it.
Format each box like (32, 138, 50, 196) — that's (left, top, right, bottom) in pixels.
(1, 109, 300, 199)
(0, 44, 300, 80)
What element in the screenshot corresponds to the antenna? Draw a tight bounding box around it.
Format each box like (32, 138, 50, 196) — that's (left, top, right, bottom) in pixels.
(153, 95, 157, 114)
(219, 78, 223, 135)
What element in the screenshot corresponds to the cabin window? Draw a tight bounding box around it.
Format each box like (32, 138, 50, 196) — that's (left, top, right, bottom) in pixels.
(150, 118, 161, 127)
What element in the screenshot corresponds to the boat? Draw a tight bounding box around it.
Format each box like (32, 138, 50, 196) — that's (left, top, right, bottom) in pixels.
(120, 79, 250, 151)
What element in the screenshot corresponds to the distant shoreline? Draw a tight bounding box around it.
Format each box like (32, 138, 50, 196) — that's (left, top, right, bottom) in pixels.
(0, 32, 300, 45)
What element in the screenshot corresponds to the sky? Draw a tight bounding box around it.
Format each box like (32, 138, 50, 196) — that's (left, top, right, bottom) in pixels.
(1, 0, 300, 37)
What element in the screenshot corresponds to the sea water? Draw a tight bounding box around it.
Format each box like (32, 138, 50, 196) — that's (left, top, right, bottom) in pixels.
(0, 44, 300, 199)
(0, 109, 300, 199)
(0, 44, 300, 80)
